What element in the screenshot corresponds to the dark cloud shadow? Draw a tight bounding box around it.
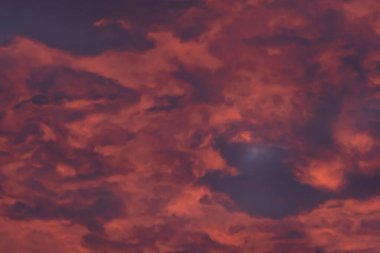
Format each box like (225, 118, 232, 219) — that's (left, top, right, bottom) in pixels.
(199, 140, 331, 219)
(199, 138, 380, 219)
(0, 0, 202, 55)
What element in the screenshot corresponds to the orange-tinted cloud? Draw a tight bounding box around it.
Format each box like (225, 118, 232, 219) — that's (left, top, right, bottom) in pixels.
(1, 0, 380, 252)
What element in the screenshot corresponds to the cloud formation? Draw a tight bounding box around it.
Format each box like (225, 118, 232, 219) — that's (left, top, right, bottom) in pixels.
(1, 0, 380, 252)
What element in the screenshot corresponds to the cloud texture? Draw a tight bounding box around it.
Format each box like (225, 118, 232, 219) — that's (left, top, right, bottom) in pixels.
(1, 0, 380, 252)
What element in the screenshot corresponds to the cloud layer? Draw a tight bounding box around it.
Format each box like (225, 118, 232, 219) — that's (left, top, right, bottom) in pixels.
(1, 0, 380, 252)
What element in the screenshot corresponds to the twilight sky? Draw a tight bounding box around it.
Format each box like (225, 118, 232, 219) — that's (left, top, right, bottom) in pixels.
(1, 0, 380, 252)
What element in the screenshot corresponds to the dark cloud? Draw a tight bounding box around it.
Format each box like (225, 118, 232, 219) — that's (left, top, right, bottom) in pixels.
(340, 171, 380, 200)
(146, 95, 184, 113)
(296, 87, 343, 153)
(26, 67, 140, 105)
(172, 232, 238, 253)
(6, 187, 125, 234)
(0, 0, 202, 55)
(173, 66, 225, 104)
(83, 233, 130, 252)
(200, 137, 380, 219)
(244, 34, 311, 47)
(199, 139, 331, 219)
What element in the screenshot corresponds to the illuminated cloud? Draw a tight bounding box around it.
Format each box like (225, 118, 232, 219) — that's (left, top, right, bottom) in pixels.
(0, 0, 380, 252)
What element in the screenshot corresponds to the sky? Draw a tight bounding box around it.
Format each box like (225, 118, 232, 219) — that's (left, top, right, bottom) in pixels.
(0, 0, 380, 252)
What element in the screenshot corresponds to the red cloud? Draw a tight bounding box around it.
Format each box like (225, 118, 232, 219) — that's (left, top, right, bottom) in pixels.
(1, 0, 380, 252)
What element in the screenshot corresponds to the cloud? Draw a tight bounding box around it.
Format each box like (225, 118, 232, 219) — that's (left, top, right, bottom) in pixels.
(1, 0, 380, 252)
(0, 0, 202, 55)
(199, 140, 331, 218)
